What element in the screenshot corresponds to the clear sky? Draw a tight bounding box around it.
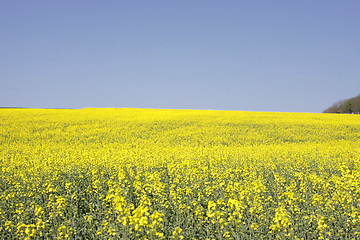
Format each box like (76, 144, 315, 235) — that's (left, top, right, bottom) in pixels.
(1, 1, 359, 112)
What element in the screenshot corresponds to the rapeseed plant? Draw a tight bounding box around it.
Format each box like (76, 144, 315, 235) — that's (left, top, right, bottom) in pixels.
(0, 108, 359, 239)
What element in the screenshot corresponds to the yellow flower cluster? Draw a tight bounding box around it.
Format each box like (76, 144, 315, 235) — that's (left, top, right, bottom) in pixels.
(0, 108, 360, 239)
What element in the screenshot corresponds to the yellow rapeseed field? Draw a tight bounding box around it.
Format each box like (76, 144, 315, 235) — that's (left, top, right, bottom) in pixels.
(1, 108, 360, 239)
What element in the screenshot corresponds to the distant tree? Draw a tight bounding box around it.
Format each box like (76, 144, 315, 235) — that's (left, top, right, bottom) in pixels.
(352, 94, 360, 113)
(323, 94, 360, 114)
(345, 100, 353, 113)
(323, 99, 346, 113)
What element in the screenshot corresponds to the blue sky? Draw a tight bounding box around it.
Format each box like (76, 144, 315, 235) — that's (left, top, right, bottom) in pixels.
(1, 1, 359, 112)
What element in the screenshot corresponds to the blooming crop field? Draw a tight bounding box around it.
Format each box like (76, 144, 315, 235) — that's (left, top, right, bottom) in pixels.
(1, 108, 360, 239)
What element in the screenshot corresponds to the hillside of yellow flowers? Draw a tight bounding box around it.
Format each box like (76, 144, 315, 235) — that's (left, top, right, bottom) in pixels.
(1, 108, 360, 239)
